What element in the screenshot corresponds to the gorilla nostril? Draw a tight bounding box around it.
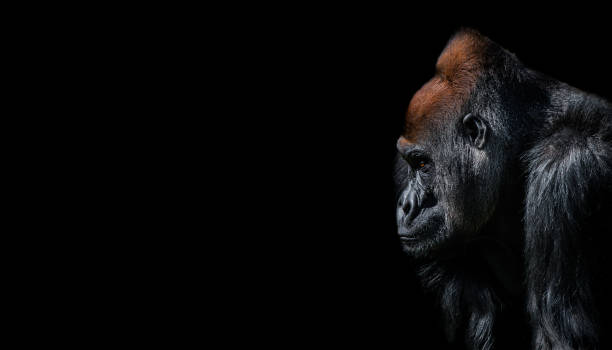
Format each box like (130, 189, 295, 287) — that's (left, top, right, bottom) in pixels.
(399, 190, 420, 225)
(401, 194, 410, 214)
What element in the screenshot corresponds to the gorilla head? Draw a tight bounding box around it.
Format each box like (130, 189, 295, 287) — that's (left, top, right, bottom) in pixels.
(394, 29, 538, 257)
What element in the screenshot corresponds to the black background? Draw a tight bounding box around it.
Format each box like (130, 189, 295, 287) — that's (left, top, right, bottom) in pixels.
(240, 13, 612, 348)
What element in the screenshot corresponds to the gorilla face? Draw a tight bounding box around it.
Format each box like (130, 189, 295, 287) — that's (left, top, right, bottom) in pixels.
(394, 138, 447, 256)
(394, 115, 496, 257)
(394, 30, 507, 258)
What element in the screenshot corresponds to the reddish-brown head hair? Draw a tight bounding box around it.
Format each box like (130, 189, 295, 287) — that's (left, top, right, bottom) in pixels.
(400, 29, 490, 146)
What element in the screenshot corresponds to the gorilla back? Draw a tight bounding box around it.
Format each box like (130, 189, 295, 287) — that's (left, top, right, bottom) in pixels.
(393, 29, 612, 350)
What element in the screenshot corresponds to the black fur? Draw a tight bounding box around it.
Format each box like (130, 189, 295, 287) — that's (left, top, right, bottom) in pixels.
(395, 30, 612, 350)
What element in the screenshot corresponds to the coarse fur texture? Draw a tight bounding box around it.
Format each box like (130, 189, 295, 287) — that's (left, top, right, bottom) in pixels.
(394, 29, 612, 350)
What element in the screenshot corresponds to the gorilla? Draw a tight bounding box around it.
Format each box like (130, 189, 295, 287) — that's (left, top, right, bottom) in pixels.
(394, 29, 612, 350)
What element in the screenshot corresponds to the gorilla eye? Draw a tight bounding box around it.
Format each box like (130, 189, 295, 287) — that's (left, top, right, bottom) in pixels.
(404, 151, 430, 171)
(416, 159, 429, 171)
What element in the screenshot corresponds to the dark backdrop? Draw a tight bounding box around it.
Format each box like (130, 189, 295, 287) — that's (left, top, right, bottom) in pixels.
(251, 16, 612, 348)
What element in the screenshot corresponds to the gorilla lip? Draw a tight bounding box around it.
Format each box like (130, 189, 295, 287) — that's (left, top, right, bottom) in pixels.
(398, 234, 421, 242)
(398, 222, 426, 241)
(397, 208, 443, 243)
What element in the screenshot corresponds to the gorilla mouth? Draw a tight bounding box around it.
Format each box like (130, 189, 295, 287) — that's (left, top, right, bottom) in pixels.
(397, 207, 444, 244)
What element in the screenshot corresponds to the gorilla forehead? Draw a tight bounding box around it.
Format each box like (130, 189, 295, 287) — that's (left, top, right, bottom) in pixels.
(403, 29, 490, 145)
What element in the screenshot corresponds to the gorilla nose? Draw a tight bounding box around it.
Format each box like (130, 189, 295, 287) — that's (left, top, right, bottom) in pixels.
(399, 190, 420, 225)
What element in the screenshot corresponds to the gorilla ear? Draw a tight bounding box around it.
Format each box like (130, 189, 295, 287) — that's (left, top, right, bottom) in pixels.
(462, 113, 487, 149)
